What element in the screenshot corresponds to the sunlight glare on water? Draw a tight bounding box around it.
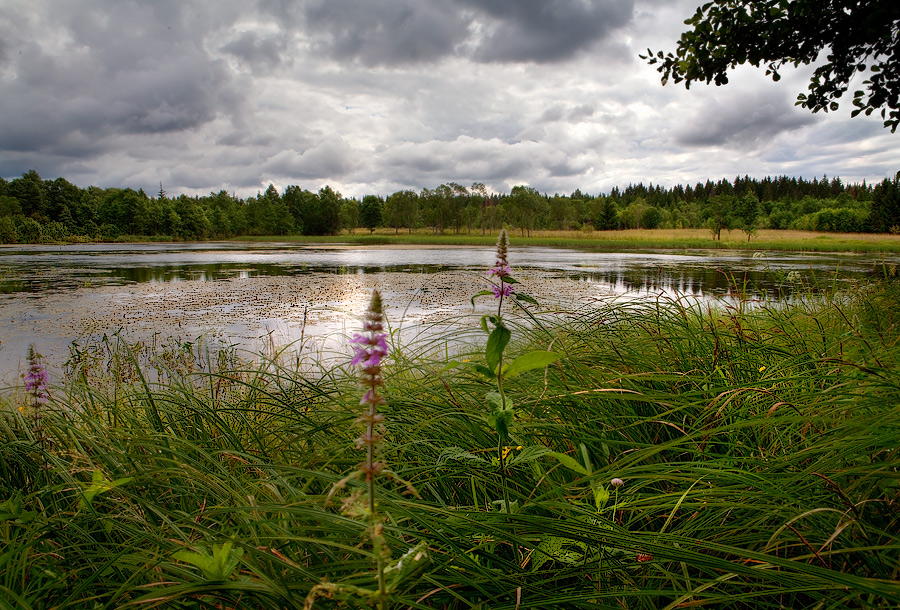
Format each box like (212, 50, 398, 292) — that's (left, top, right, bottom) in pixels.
(1, 242, 895, 382)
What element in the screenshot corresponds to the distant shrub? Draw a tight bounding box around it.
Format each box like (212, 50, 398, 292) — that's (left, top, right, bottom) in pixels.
(814, 208, 870, 233)
(16, 216, 43, 243)
(99, 223, 120, 240)
(0, 216, 18, 243)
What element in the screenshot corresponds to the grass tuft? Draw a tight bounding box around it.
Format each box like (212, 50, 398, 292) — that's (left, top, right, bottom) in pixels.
(2, 278, 899, 608)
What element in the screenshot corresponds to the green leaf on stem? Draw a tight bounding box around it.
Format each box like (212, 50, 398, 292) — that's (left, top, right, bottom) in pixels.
(502, 351, 561, 378)
(486, 391, 514, 440)
(473, 364, 495, 379)
(485, 324, 510, 372)
(438, 360, 465, 374)
(480, 314, 498, 334)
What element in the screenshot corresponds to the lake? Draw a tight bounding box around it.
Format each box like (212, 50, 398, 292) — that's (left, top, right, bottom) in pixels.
(1, 241, 895, 383)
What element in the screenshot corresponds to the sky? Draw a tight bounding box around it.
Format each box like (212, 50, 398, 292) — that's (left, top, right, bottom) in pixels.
(1, 0, 897, 200)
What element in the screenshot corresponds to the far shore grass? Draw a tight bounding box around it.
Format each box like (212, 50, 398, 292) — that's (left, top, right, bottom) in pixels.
(234, 227, 900, 253)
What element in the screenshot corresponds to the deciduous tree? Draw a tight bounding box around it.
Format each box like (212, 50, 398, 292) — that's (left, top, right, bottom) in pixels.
(734, 192, 760, 241)
(644, 0, 900, 130)
(359, 195, 384, 233)
(506, 186, 547, 237)
(384, 190, 418, 233)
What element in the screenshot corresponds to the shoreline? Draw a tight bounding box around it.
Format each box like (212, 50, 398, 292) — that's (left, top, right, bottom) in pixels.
(9, 228, 900, 254)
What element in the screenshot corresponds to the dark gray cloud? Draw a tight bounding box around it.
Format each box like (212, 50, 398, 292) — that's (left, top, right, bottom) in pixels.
(547, 154, 592, 178)
(0, 0, 241, 163)
(464, 0, 634, 63)
(265, 137, 360, 179)
(297, 0, 634, 66)
(674, 90, 817, 148)
(220, 31, 287, 70)
(0, 0, 895, 199)
(541, 103, 597, 123)
(303, 0, 470, 66)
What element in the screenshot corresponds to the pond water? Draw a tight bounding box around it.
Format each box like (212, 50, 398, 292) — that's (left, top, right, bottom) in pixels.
(1, 241, 896, 383)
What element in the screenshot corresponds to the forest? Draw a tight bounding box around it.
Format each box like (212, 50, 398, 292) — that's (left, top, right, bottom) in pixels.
(1, 169, 899, 243)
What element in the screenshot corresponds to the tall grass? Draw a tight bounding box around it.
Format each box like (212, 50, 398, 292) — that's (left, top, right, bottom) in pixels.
(2, 278, 899, 608)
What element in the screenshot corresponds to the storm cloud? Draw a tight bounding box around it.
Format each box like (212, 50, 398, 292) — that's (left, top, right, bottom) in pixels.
(463, 0, 634, 63)
(675, 89, 818, 149)
(0, 0, 895, 198)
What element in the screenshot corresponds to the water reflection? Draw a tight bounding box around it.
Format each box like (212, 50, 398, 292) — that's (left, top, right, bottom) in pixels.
(1, 243, 896, 299)
(2, 242, 897, 384)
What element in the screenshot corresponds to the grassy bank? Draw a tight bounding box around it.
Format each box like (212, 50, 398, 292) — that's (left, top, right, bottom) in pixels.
(236, 228, 900, 253)
(2, 278, 899, 608)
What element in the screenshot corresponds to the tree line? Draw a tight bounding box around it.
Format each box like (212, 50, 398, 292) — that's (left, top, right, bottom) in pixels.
(1, 169, 899, 244)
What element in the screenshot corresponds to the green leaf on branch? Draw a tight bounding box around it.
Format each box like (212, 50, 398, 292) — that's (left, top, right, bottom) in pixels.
(485, 324, 510, 372)
(500, 276, 519, 284)
(531, 536, 588, 571)
(486, 391, 505, 411)
(507, 445, 553, 467)
(491, 498, 519, 513)
(0, 492, 38, 524)
(480, 314, 498, 334)
(502, 351, 561, 378)
(592, 483, 610, 510)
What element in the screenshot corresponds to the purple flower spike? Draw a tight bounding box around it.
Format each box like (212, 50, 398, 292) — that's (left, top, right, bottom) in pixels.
(488, 263, 511, 278)
(353, 290, 389, 482)
(24, 345, 48, 404)
(492, 283, 515, 298)
(488, 229, 514, 299)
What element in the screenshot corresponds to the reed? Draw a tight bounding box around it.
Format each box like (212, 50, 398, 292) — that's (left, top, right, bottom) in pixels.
(2, 271, 898, 608)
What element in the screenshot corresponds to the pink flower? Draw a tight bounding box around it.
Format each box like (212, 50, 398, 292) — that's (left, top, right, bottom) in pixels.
(488, 229, 515, 299)
(349, 332, 389, 368)
(24, 346, 48, 405)
(353, 290, 389, 477)
(492, 283, 515, 298)
(610, 478, 624, 488)
(488, 263, 511, 278)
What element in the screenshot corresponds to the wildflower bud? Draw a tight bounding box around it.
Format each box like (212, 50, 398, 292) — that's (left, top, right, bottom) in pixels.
(610, 478, 624, 488)
(24, 345, 49, 406)
(488, 229, 511, 279)
(351, 290, 389, 483)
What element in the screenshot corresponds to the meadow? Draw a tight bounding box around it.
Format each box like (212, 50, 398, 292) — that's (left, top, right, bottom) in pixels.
(2, 237, 899, 609)
(237, 228, 900, 254)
